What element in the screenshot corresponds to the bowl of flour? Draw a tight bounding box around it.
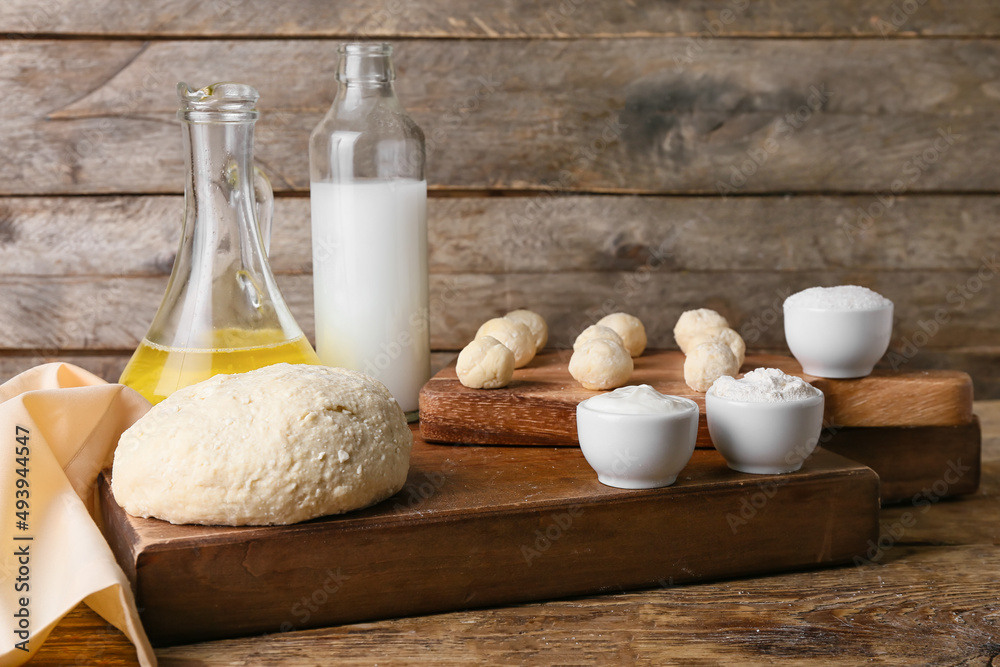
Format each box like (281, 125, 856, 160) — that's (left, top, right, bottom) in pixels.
(783, 285, 893, 378)
(706, 368, 824, 475)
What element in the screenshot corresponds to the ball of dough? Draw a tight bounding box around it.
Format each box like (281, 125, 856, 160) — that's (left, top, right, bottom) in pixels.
(476, 317, 536, 368)
(684, 341, 739, 393)
(112, 364, 412, 526)
(674, 308, 731, 354)
(569, 338, 634, 391)
(596, 312, 647, 357)
(689, 326, 746, 368)
(456, 336, 515, 389)
(573, 324, 624, 352)
(505, 309, 548, 350)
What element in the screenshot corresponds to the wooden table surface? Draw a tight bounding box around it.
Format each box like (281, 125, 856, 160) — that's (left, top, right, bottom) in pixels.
(34, 402, 1000, 666)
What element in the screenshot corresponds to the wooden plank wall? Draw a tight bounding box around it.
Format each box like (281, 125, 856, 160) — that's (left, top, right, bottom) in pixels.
(1, 1, 998, 396)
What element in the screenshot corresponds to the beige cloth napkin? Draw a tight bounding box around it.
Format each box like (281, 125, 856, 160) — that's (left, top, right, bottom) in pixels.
(0, 363, 156, 666)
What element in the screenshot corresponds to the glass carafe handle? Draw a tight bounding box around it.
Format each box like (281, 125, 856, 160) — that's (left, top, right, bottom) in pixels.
(253, 165, 274, 254)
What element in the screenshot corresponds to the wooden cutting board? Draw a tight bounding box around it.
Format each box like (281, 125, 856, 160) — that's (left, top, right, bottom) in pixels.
(823, 419, 981, 504)
(419, 349, 979, 502)
(100, 426, 879, 647)
(419, 349, 975, 448)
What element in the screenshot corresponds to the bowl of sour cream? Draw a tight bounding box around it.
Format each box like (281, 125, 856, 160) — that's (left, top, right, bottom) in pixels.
(576, 384, 699, 489)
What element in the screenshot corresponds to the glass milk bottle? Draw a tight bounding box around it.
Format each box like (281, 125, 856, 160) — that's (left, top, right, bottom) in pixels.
(309, 42, 429, 418)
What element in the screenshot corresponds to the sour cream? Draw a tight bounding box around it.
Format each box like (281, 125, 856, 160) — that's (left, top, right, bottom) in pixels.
(580, 384, 697, 415)
(577, 385, 699, 489)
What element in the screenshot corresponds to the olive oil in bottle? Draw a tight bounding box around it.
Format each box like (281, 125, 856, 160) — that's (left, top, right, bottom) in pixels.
(120, 329, 319, 405)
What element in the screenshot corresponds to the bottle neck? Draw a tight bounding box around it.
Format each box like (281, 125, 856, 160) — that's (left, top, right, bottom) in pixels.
(175, 81, 261, 248)
(337, 44, 395, 85)
(337, 55, 395, 108)
(143, 82, 304, 351)
(310, 43, 423, 183)
(181, 118, 258, 236)
(174, 116, 270, 347)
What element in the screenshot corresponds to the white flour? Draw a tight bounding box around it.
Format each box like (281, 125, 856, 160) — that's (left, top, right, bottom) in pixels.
(710, 368, 821, 403)
(784, 285, 892, 311)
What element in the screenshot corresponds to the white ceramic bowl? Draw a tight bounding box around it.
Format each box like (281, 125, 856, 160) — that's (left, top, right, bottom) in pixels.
(576, 395, 699, 489)
(705, 390, 825, 475)
(783, 303, 893, 378)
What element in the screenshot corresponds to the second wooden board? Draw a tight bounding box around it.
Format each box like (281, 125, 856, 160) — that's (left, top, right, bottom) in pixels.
(420, 350, 974, 447)
(822, 419, 981, 504)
